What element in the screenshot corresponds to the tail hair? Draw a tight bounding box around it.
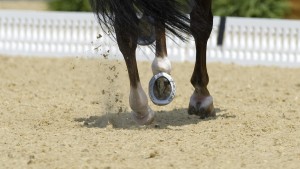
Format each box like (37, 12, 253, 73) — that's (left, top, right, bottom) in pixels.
(89, 0, 191, 41)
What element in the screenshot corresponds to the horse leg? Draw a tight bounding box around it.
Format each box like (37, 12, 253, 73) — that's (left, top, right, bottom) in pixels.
(150, 20, 173, 101)
(188, 0, 215, 118)
(151, 21, 171, 75)
(115, 22, 155, 125)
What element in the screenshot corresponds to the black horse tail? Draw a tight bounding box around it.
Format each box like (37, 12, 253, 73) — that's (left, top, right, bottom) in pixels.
(89, 0, 191, 41)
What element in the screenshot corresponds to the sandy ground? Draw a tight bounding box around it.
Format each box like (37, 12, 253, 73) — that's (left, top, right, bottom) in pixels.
(0, 56, 299, 169)
(0, 1, 48, 11)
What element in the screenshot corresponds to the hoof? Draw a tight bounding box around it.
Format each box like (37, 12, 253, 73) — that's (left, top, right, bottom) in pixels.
(188, 95, 215, 119)
(132, 106, 155, 125)
(149, 72, 176, 106)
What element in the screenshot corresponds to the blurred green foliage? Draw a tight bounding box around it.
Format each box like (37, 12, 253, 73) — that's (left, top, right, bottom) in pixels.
(48, 0, 91, 12)
(48, 0, 290, 18)
(212, 0, 290, 18)
(177, 0, 290, 18)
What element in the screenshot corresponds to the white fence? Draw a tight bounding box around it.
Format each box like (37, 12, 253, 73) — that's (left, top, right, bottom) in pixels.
(0, 10, 300, 67)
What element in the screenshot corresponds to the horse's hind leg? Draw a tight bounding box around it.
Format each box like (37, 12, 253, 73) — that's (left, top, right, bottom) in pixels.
(188, 0, 215, 118)
(115, 20, 155, 125)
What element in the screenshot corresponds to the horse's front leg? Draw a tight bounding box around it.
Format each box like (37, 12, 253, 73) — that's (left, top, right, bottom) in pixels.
(149, 20, 175, 105)
(115, 22, 155, 125)
(152, 21, 171, 75)
(188, 0, 215, 118)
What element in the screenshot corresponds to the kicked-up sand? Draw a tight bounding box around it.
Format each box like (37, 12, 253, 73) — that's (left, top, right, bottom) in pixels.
(0, 56, 299, 169)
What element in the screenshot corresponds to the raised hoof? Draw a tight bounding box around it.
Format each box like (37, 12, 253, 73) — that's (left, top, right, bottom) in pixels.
(132, 107, 155, 125)
(188, 96, 215, 119)
(149, 72, 176, 106)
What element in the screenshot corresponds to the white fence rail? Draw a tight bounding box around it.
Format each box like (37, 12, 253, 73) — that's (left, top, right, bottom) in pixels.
(0, 10, 300, 67)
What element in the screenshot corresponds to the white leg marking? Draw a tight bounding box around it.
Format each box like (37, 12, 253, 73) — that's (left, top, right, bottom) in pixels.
(189, 93, 213, 109)
(129, 82, 148, 113)
(151, 57, 172, 75)
(130, 82, 155, 125)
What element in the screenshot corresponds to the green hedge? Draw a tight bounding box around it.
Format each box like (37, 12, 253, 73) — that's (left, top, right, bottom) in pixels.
(177, 0, 290, 18)
(212, 0, 290, 18)
(48, 0, 290, 18)
(48, 0, 91, 12)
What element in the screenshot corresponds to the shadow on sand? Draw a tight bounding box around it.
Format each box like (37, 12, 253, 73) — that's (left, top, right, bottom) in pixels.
(74, 108, 235, 129)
